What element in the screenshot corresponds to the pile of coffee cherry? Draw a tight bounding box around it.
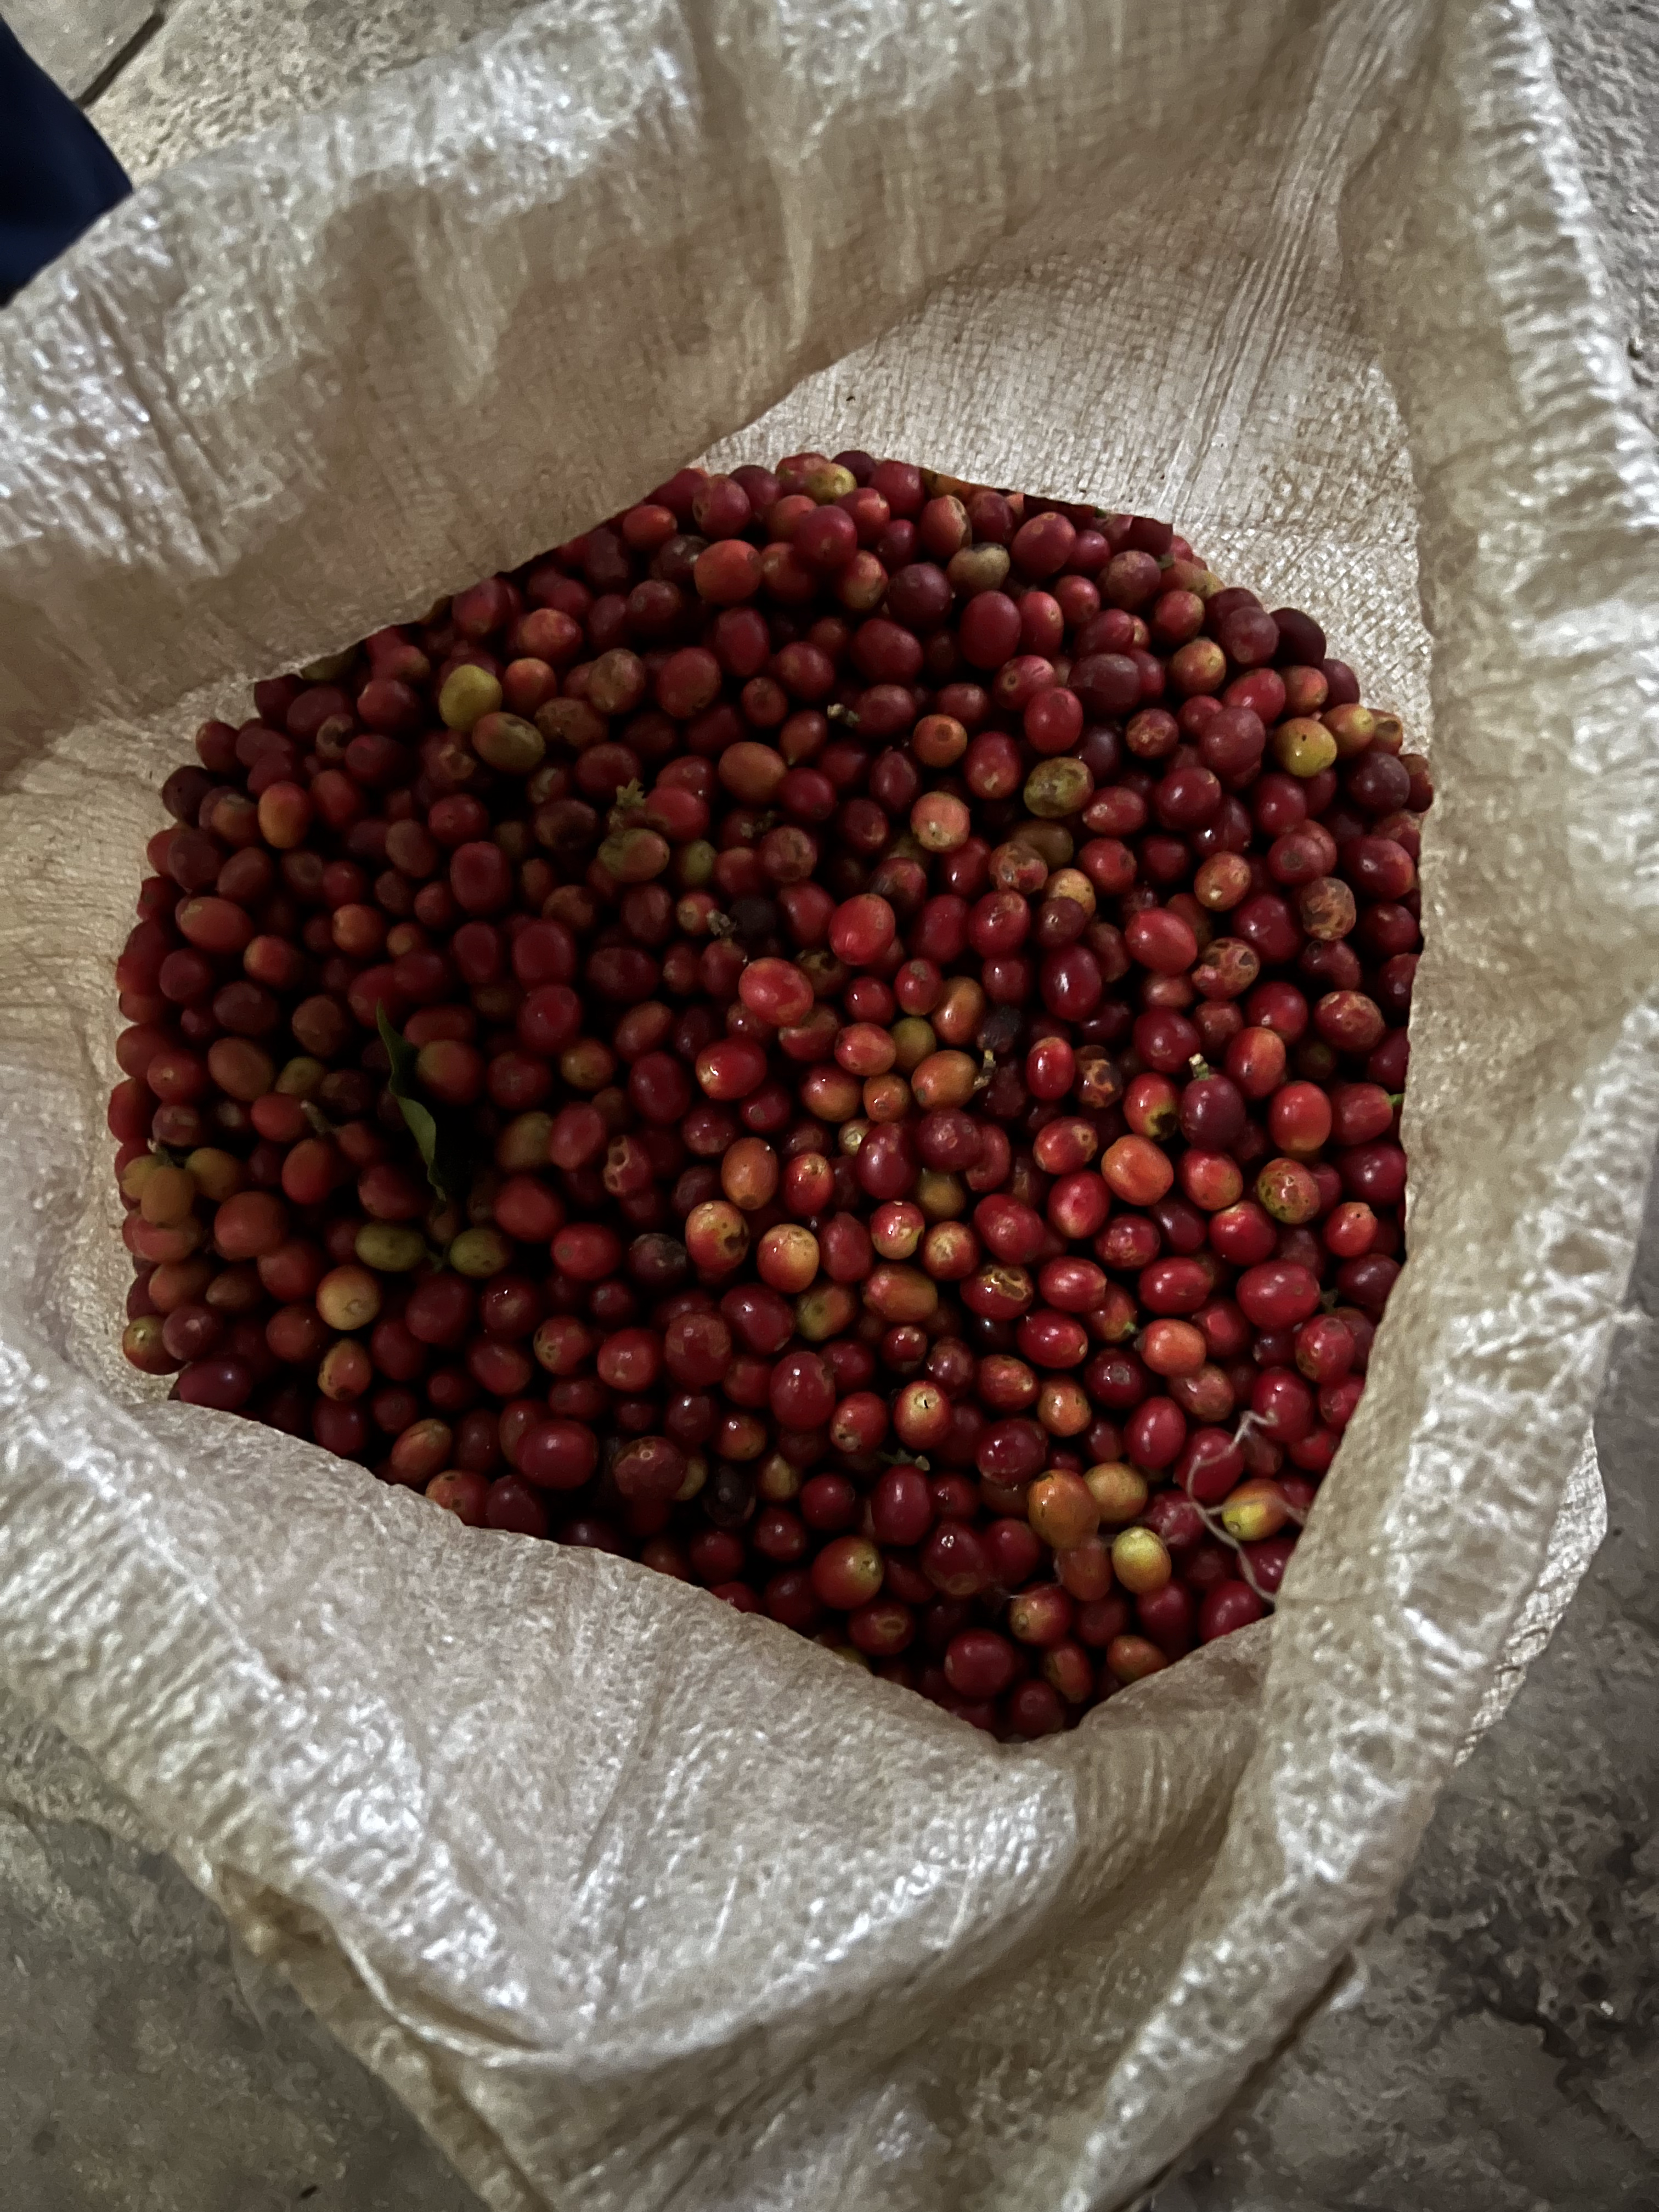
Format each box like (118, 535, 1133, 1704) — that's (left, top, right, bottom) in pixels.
(110, 448, 1424, 1738)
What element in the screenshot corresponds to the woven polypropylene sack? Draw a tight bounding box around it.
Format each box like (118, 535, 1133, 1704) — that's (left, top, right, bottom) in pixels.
(1, 3, 1655, 2207)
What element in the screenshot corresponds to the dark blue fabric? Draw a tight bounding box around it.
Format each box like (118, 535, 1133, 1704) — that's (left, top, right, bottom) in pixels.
(0, 17, 132, 302)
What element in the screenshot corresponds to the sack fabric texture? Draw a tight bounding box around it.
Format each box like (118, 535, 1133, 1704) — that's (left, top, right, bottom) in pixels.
(0, 2, 1654, 2207)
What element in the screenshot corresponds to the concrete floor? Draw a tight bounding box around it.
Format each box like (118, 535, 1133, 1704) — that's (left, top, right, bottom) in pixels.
(2, 3, 1657, 2208)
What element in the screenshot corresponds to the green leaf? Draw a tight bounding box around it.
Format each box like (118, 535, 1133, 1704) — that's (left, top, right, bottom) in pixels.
(377, 1005, 467, 1206)
(608, 777, 646, 827)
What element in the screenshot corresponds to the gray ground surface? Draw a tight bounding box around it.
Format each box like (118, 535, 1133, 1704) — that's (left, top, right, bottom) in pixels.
(2, 3, 1655, 2207)
(7, 0, 156, 102)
